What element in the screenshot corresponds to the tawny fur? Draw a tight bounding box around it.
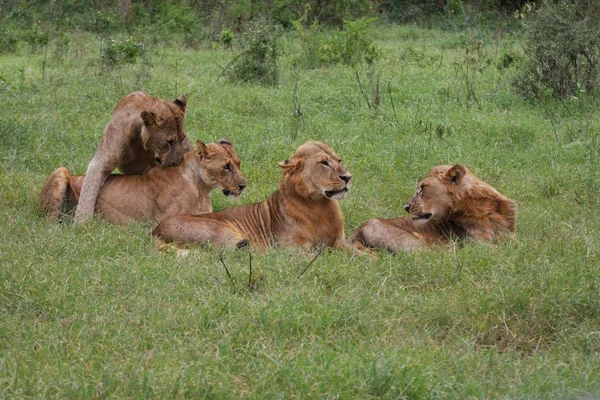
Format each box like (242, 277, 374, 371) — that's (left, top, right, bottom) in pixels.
(349, 164, 516, 253)
(40, 140, 246, 225)
(75, 91, 190, 222)
(152, 141, 352, 251)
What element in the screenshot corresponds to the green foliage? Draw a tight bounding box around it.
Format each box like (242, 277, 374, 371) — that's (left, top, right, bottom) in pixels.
(23, 23, 49, 54)
(513, 1, 600, 99)
(0, 25, 18, 54)
(228, 23, 281, 85)
(295, 17, 379, 68)
(100, 37, 143, 67)
(220, 28, 234, 48)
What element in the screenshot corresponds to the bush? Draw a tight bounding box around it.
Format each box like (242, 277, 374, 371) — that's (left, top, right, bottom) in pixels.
(228, 23, 281, 86)
(513, 2, 600, 99)
(24, 23, 49, 54)
(295, 17, 379, 68)
(100, 38, 143, 67)
(0, 25, 18, 54)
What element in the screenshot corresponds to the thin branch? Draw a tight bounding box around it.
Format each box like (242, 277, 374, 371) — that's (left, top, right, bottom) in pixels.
(218, 253, 236, 291)
(387, 80, 399, 127)
(355, 70, 372, 109)
(297, 238, 333, 279)
(540, 97, 560, 144)
(247, 249, 253, 288)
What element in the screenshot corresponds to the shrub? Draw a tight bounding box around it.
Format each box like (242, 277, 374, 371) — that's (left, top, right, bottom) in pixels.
(295, 17, 379, 68)
(100, 38, 143, 67)
(513, 2, 600, 99)
(0, 25, 18, 54)
(24, 23, 49, 54)
(228, 23, 281, 85)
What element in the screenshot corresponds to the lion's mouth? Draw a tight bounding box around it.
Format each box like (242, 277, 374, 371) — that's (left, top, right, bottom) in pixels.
(325, 187, 348, 198)
(223, 189, 242, 197)
(413, 213, 433, 220)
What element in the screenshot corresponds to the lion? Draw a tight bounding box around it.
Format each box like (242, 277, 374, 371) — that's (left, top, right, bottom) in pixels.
(74, 91, 191, 222)
(152, 141, 352, 251)
(349, 164, 516, 253)
(40, 139, 247, 225)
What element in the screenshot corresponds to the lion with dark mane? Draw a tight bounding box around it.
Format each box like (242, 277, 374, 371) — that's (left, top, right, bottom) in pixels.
(350, 164, 516, 253)
(152, 141, 352, 251)
(40, 139, 246, 225)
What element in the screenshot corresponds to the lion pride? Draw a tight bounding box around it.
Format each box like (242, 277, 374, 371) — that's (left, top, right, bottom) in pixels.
(75, 91, 190, 222)
(152, 141, 352, 250)
(350, 164, 516, 253)
(40, 139, 246, 225)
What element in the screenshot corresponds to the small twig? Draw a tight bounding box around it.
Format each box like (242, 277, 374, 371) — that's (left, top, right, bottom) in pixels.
(247, 249, 253, 288)
(218, 253, 236, 291)
(387, 80, 399, 127)
(292, 62, 302, 118)
(540, 97, 560, 144)
(297, 238, 333, 279)
(355, 71, 372, 109)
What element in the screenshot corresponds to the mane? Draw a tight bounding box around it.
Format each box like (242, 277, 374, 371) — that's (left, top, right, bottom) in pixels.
(447, 169, 516, 239)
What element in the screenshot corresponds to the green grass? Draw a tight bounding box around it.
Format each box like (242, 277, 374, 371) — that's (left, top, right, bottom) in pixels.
(1, 24, 600, 398)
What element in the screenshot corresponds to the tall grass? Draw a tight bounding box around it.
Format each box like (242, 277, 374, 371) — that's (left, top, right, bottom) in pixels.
(1, 23, 599, 398)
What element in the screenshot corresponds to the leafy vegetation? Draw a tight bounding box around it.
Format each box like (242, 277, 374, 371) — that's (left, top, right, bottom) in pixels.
(1, 1, 600, 398)
(513, 1, 600, 99)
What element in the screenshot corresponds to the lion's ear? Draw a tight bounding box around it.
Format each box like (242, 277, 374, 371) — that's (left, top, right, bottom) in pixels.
(173, 95, 187, 113)
(278, 158, 303, 172)
(141, 111, 158, 128)
(278, 159, 291, 168)
(194, 140, 209, 158)
(445, 164, 467, 185)
(219, 138, 233, 148)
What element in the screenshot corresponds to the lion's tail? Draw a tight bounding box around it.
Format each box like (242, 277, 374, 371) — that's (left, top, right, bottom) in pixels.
(39, 167, 80, 219)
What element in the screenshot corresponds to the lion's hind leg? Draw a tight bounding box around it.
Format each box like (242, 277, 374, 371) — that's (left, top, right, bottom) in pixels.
(39, 167, 79, 220)
(349, 218, 426, 253)
(152, 215, 246, 248)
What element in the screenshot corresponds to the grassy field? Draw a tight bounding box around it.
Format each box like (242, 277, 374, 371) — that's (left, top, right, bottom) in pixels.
(1, 22, 600, 398)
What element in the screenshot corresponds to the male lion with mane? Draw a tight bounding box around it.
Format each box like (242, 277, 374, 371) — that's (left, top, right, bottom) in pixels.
(350, 164, 516, 253)
(40, 139, 246, 225)
(75, 91, 190, 222)
(152, 141, 352, 251)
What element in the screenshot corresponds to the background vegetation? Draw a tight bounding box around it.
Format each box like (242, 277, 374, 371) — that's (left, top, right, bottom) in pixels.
(1, 0, 600, 398)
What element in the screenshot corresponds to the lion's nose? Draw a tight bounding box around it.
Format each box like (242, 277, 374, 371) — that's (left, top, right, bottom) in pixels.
(238, 183, 247, 191)
(340, 175, 351, 184)
(404, 204, 411, 213)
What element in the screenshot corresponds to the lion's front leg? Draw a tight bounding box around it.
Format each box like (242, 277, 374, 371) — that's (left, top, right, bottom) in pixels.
(349, 218, 426, 253)
(74, 157, 112, 222)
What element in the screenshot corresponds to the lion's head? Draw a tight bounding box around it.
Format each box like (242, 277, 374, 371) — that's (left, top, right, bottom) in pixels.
(404, 164, 470, 224)
(195, 139, 247, 198)
(278, 141, 351, 201)
(141, 95, 191, 167)
(404, 164, 516, 238)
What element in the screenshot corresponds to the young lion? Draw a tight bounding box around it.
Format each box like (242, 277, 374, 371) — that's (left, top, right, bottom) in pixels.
(152, 141, 352, 251)
(75, 91, 190, 222)
(40, 139, 247, 225)
(350, 164, 516, 253)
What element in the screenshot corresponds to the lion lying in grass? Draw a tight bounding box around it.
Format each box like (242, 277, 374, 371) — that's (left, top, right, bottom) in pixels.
(40, 139, 247, 225)
(152, 141, 352, 251)
(350, 164, 516, 253)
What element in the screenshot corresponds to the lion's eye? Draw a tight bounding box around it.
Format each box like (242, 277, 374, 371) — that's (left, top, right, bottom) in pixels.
(224, 163, 232, 172)
(319, 160, 330, 167)
(167, 140, 175, 146)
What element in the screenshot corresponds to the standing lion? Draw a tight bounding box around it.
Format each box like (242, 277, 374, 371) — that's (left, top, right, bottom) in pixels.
(74, 91, 190, 222)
